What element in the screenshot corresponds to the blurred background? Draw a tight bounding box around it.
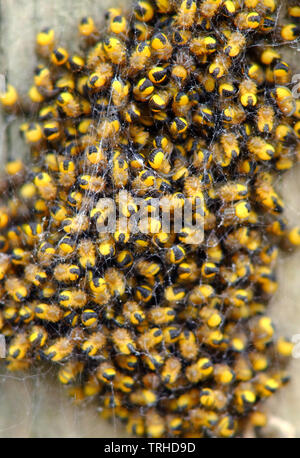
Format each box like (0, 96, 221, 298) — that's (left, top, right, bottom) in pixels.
(0, 0, 299, 437)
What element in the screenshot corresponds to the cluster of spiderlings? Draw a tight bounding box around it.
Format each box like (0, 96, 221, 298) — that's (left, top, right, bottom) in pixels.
(0, 0, 300, 438)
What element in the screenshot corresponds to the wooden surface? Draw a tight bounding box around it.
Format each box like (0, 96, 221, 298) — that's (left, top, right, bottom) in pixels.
(0, 0, 128, 439)
(0, 0, 300, 438)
